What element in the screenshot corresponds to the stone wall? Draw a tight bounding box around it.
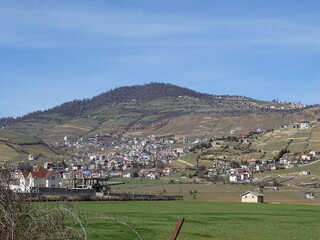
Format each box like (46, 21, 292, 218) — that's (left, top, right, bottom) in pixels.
(30, 187, 96, 196)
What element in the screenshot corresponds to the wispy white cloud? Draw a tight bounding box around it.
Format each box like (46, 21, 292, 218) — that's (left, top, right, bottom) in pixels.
(1, 2, 320, 50)
(1, 1, 320, 118)
(0, 3, 202, 47)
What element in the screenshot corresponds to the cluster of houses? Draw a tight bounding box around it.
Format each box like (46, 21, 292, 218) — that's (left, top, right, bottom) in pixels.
(204, 158, 275, 184)
(22, 135, 189, 182)
(282, 120, 320, 129)
(8, 136, 187, 192)
(1, 135, 194, 193)
(3, 120, 320, 197)
(57, 134, 191, 152)
(266, 100, 306, 110)
(225, 150, 320, 184)
(8, 160, 182, 193)
(62, 136, 189, 175)
(299, 151, 320, 161)
(227, 167, 251, 183)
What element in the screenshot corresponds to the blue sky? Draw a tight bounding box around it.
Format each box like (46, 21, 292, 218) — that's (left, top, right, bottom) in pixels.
(1, 0, 320, 118)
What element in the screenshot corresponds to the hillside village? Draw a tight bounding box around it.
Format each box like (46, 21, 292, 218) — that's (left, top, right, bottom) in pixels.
(4, 1, 320, 238)
(5, 136, 188, 193)
(0, 85, 319, 199)
(1, 118, 319, 196)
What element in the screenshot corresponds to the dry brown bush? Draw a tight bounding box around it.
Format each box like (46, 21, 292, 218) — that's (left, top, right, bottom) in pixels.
(0, 169, 143, 240)
(0, 170, 86, 240)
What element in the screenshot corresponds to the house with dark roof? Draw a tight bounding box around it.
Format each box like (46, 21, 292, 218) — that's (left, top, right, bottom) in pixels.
(241, 191, 264, 203)
(19, 166, 61, 192)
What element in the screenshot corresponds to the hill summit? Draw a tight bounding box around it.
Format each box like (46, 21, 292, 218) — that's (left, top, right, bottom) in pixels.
(47, 82, 212, 117)
(0, 82, 318, 142)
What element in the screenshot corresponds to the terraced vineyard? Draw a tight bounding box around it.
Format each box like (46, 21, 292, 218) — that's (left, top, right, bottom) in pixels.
(0, 129, 57, 163)
(172, 123, 320, 172)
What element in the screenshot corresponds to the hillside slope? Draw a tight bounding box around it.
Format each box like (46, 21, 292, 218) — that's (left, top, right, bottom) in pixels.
(0, 129, 57, 162)
(0, 83, 319, 142)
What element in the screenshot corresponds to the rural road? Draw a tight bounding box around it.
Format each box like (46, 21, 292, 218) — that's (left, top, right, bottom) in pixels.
(177, 159, 195, 167)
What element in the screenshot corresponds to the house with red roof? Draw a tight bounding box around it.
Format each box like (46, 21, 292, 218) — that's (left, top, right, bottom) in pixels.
(19, 166, 61, 192)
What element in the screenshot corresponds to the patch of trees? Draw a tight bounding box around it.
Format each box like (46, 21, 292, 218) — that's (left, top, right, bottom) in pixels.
(190, 142, 212, 152)
(0, 117, 15, 126)
(274, 148, 290, 160)
(226, 136, 239, 142)
(195, 165, 207, 178)
(206, 175, 227, 183)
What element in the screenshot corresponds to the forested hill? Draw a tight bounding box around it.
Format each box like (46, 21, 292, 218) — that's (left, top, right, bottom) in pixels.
(1, 82, 244, 124)
(46, 82, 212, 117)
(0, 82, 315, 132)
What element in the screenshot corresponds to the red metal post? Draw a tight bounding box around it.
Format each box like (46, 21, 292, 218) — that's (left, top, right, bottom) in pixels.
(170, 217, 185, 240)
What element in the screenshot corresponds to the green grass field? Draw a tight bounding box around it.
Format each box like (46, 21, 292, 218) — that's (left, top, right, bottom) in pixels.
(77, 201, 320, 240)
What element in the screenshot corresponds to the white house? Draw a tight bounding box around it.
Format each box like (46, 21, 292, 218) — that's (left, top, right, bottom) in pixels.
(64, 136, 70, 141)
(241, 191, 264, 203)
(256, 165, 265, 172)
(309, 151, 320, 157)
(300, 122, 311, 128)
(229, 175, 239, 183)
(122, 172, 132, 178)
(28, 155, 38, 161)
(301, 154, 312, 161)
(19, 166, 61, 192)
(229, 173, 250, 183)
(279, 158, 288, 164)
(305, 192, 316, 199)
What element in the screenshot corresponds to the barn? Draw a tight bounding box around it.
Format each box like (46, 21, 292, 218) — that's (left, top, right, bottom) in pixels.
(241, 191, 264, 203)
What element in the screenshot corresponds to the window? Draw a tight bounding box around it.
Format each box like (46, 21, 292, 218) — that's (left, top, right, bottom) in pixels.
(52, 175, 55, 180)
(245, 196, 247, 198)
(252, 196, 254, 198)
(51, 184, 55, 188)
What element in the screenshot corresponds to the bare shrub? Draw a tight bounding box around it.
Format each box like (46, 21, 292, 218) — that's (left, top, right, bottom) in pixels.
(0, 184, 86, 240)
(0, 169, 143, 240)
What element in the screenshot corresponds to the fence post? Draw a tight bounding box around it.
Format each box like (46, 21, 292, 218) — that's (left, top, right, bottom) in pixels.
(170, 217, 185, 240)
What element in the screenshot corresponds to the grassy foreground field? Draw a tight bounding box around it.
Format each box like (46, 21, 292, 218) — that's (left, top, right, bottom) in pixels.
(77, 201, 320, 240)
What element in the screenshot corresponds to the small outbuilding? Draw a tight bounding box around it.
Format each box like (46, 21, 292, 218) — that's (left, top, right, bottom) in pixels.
(241, 191, 264, 203)
(305, 192, 316, 199)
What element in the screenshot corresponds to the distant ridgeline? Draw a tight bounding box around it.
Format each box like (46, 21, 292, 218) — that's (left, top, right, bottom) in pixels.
(0, 82, 311, 123)
(0, 82, 319, 140)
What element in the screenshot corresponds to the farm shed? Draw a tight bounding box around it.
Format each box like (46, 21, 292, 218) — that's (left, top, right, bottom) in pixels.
(241, 191, 264, 203)
(305, 192, 316, 199)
